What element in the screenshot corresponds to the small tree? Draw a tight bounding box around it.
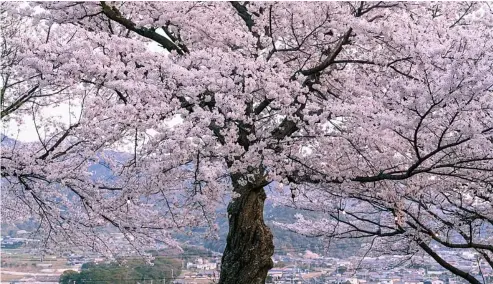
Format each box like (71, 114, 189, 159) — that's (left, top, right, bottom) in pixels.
(59, 270, 80, 284)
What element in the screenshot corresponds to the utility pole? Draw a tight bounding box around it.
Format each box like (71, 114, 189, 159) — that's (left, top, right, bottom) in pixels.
(293, 261, 296, 284)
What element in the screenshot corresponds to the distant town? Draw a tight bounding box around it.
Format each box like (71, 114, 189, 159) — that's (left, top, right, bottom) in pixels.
(1, 231, 491, 284)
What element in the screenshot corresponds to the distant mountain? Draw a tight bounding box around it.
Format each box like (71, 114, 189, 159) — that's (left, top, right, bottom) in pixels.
(175, 201, 363, 258)
(1, 135, 362, 258)
(1, 134, 18, 147)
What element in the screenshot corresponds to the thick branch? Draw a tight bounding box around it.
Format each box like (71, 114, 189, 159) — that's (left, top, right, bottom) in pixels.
(100, 2, 186, 55)
(38, 123, 80, 160)
(418, 240, 481, 284)
(300, 28, 353, 76)
(229, 2, 255, 33)
(1, 85, 39, 119)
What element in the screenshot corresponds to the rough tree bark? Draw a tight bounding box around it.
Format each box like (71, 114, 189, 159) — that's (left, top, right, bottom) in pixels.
(219, 173, 274, 284)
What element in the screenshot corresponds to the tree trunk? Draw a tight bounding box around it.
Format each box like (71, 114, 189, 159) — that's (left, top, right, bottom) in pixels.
(219, 174, 274, 284)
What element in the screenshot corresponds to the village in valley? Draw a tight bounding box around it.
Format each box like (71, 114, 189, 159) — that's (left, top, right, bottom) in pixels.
(1, 230, 491, 284)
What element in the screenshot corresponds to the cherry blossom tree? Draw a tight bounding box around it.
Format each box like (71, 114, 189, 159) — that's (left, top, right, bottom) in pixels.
(1, 2, 492, 284)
